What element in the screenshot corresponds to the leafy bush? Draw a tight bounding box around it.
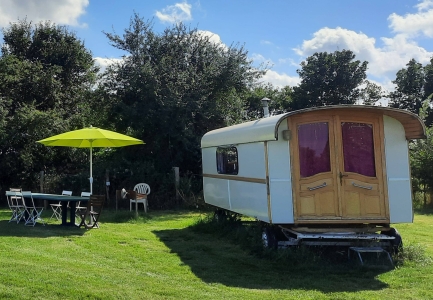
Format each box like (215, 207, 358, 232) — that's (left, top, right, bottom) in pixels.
(394, 243, 433, 267)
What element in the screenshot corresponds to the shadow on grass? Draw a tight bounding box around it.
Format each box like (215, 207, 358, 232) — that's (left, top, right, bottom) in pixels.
(100, 209, 199, 224)
(154, 225, 390, 293)
(0, 220, 86, 237)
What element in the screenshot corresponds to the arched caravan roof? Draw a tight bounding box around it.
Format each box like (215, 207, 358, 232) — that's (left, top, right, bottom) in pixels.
(201, 105, 426, 148)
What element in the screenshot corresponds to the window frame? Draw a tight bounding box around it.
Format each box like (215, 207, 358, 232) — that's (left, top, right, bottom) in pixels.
(216, 146, 239, 175)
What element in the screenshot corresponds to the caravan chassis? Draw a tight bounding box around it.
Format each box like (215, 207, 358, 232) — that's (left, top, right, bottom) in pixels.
(216, 208, 399, 250)
(277, 226, 395, 248)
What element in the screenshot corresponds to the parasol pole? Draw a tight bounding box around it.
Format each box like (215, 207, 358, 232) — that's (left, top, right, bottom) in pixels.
(90, 140, 93, 195)
(89, 140, 94, 226)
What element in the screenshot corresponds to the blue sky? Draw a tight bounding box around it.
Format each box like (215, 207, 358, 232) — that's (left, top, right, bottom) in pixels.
(1, 0, 432, 93)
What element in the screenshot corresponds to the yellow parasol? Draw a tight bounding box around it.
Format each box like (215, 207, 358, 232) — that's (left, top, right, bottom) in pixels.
(37, 126, 144, 194)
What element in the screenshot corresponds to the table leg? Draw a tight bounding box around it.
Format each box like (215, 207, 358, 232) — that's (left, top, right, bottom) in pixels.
(69, 202, 76, 225)
(61, 202, 68, 225)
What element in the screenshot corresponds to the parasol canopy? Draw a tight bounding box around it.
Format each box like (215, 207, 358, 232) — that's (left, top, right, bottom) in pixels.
(37, 126, 144, 194)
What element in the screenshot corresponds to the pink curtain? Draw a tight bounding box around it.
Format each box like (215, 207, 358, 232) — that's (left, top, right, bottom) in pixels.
(341, 122, 376, 177)
(298, 122, 330, 178)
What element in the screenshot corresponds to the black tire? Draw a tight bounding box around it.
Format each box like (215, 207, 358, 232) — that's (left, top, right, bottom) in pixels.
(262, 226, 278, 249)
(382, 227, 403, 254)
(213, 209, 226, 222)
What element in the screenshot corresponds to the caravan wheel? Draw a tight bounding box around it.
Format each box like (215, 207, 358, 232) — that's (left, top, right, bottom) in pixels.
(262, 227, 278, 249)
(213, 209, 227, 222)
(382, 227, 403, 254)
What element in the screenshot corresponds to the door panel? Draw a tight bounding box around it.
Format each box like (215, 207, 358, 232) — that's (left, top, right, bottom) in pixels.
(297, 122, 331, 178)
(290, 111, 388, 222)
(338, 116, 387, 220)
(345, 191, 361, 216)
(299, 178, 337, 217)
(290, 115, 340, 220)
(299, 191, 336, 216)
(300, 178, 333, 192)
(341, 122, 376, 177)
(299, 195, 315, 215)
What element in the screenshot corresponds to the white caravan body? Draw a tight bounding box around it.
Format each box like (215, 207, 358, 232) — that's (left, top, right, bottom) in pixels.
(201, 105, 425, 226)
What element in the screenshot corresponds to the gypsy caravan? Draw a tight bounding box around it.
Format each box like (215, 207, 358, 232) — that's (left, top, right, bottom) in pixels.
(201, 105, 426, 251)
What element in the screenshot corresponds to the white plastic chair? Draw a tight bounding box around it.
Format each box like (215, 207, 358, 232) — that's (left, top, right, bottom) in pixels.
(21, 191, 45, 227)
(50, 190, 72, 220)
(130, 183, 150, 213)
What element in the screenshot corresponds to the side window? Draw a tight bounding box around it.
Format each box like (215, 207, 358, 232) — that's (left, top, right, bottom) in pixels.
(216, 146, 238, 175)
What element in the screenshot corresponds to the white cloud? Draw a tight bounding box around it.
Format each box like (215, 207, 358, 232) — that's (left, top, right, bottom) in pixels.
(259, 0, 433, 90)
(416, 0, 433, 11)
(259, 70, 300, 88)
(278, 57, 297, 67)
(196, 30, 223, 45)
(293, 26, 433, 80)
(294, 27, 377, 60)
(94, 57, 123, 73)
(0, 0, 88, 27)
(260, 40, 273, 45)
(251, 53, 274, 66)
(155, 2, 192, 24)
(388, 0, 433, 37)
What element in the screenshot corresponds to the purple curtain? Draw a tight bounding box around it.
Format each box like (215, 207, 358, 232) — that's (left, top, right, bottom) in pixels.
(298, 122, 331, 178)
(341, 122, 376, 177)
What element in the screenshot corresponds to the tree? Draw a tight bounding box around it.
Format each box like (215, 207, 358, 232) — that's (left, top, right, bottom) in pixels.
(291, 50, 368, 109)
(358, 80, 385, 105)
(243, 84, 293, 120)
(389, 59, 425, 113)
(425, 58, 433, 100)
(99, 14, 266, 203)
(410, 125, 433, 208)
(1, 20, 98, 113)
(388, 58, 433, 208)
(389, 58, 433, 125)
(0, 19, 99, 192)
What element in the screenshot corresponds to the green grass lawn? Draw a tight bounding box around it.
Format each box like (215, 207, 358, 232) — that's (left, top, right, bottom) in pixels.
(0, 208, 433, 300)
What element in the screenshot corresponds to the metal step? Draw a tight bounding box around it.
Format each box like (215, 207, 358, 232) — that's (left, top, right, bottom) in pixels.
(348, 246, 393, 266)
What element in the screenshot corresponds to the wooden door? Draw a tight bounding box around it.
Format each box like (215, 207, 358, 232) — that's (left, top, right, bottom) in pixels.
(289, 111, 388, 222)
(336, 114, 387, 220)
(290, 114, 340, 220)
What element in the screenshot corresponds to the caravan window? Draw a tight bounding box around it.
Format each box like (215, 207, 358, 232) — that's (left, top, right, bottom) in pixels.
(216, 147, 238, 175)
(298, 122, 331, 178)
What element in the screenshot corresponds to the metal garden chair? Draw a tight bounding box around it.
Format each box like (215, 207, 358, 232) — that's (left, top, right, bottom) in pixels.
(7, 189, 24, 223)
(50, 190, 72, 220)
(21, 191, 45, 227)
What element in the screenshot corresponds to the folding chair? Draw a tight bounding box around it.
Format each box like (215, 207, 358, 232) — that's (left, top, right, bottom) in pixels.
(6, 189, 24, 223)
(78, 195, 104, 229)
(50, 190, 72, 221)
(76, 192, 91, 219)
(21, 191, 46, 227)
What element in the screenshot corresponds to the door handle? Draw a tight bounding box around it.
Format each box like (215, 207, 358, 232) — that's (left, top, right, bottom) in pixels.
(339, 172, 348, 185)
(352, 182, 373, 190)
(308, 182, 327, 191)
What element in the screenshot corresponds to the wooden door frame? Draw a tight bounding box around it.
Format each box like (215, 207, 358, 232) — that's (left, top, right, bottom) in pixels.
(288, 109, 389, 223)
